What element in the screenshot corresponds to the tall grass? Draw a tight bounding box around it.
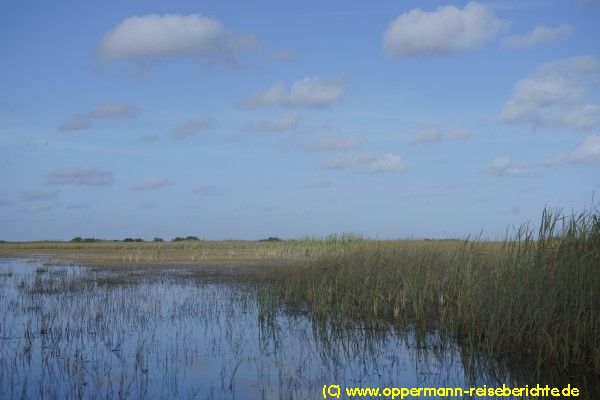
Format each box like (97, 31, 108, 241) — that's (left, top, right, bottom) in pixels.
(0, 238, 337, 266)
(259, 208, 600, 375)
(2, 207, 598, 374)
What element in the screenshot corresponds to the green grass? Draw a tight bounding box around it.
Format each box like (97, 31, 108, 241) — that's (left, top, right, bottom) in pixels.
(258, 208, 600, 375)
(1, 207, 598, 375)
(0, 238, 334, 266)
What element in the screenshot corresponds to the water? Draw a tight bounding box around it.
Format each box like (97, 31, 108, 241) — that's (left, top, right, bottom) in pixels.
(0, 258, 596, 399)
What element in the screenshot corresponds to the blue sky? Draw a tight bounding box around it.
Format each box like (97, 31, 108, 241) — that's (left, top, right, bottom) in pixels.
(1, 0, 599, 241)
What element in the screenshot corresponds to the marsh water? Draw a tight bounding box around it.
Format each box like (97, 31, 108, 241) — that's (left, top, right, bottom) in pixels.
(0, 258, 596, 399)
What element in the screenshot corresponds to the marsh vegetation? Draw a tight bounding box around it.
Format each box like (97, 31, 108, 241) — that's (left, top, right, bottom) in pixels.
(0, 207, 598, 398)
(259, 209, 600, 377)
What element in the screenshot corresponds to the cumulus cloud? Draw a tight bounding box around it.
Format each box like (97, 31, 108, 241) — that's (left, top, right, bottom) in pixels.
(97, 14, 255, 64)
(244, 77, 348, 108)
(410, 125, 473, 144)
(366, 154, 408, 173)
(324, 153, 407, 174)
(60, 115, 92, 131)
(481, 157, 530, 177)
(244, 112, 300, 133)
(325, 153, 378, 170)
(60, 103, 139, 131)
(569, 134, 600, 162)
(171, 116, 217, 140)
(503, 24, 572, 48)
(500, 56, 600, 130)
(19, 189, 60, 202)
(383, 2, 507, 57)
(410, 126, 443, 144)
(47, 167, 115, 186)
(541, 135, 600, 166)
(131, 176, 172, 191)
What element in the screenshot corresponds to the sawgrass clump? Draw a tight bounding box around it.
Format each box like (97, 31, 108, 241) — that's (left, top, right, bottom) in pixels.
(260, 208, 600, 375)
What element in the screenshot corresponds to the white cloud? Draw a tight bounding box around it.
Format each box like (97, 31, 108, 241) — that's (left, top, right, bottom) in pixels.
(410, 125, 473, 144)
(97, 14, 255, 63)
(410, 126, 443, 144)
(366, 154, 407, 173)
(47, 167, 115, 186)
(325, 153, 378, 170)
(481, 157, 530, 177)
(60, 115, 92, 131)
(60, 103, 139, 131)
(503, 24, 572, 48)
(244, 112, 300, 133)
(324, 153, 407, 174)
(500, 56, 600, 130)
(383, 2, 507, 57)
(131, 177, 172, 191)
(19, 189, 59, 202)
(570, 134, 600, 162)
(541, 135, 600, 166)
(244, 77, 348, 108)
(171, 116, 217, 140)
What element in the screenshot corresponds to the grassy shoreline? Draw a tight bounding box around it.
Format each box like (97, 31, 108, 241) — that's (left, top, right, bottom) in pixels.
(258, 208, 600, 376)
(0, 239, 327, 267)
(1, 208, 598, 376)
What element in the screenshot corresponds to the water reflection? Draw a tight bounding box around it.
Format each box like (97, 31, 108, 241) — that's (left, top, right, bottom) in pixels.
(0, 258, 596, 399)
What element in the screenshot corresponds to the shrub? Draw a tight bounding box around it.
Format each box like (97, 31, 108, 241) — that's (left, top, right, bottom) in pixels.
(258, 236, 283, 242)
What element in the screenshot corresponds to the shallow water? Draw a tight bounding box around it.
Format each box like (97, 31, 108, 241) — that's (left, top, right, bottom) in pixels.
(0, 258, 596, 399)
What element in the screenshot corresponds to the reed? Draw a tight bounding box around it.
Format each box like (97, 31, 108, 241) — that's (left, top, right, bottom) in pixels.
(1, 207, 598, 375)
(0, 238, 333, 267)
(258, 208, 600, 375)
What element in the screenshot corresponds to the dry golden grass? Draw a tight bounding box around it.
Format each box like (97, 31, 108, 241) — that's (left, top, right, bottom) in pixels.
(0, 238, 355, 267)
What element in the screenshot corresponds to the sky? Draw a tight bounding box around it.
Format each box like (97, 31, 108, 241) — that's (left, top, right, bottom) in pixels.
(1, 0, 599, 241)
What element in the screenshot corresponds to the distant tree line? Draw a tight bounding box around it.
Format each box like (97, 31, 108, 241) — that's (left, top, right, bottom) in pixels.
(70, 237, 101, 243)
(258, 236, 283, 242)
(69, 236, 205, 242)
(172, 236, 201, 242)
